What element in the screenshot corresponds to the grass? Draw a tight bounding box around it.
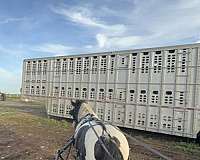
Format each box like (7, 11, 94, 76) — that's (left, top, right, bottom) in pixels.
(127, 125, 200, 157)
(0, 107, 17, 116)
(6, 94, 21, 100)
(0, 107, 68, 129)
(0, 102, 73, 160)
(1, 100, 200, 160)
(174, 141, 200, 153)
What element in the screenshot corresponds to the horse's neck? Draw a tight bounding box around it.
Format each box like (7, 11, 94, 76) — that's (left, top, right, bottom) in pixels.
(78, 104, 97, 121)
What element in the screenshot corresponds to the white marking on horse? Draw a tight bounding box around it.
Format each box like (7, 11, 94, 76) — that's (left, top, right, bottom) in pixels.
(70, 100, 129, 160)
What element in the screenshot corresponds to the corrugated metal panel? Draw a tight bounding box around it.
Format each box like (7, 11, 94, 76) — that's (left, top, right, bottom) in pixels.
(21, 43, 200, 138)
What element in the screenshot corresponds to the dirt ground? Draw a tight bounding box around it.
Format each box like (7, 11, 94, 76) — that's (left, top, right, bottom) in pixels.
(0, 98, 200, 160)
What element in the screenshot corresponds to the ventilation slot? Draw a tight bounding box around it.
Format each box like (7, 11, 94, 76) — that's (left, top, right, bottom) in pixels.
(55, 60, 61, 75)
(36, 86, 40, 95)
(100, 57, 107, 74)
(37, 62, 42, 75)
(76, 58, 82, 74)
(181, 54, 186, 73)
(75, 88, 80, 98)
(98, 108, 104, 120)
(83, 58, 89, 74)
(149, 114, 157, 128)
(26, 63, 31, 75)
(90, 88, 95, 99)
(32, 63, 36, 75)
(67, 87, 72, 97)
(43, 62, 48, 75)
(139, 90, 147, 103)
(130, 90, 135, 102)
(92, 57, 98, 74)
(179, 91, 184, 105)
(167, 54, 176, 73)
(132, 54, 137, 73)
(60, 87, 65, 96)
(108, 89, 113, 100)
(82, 88, 87, 99)
(99, 89, 105, 100)
(164, 91, 173, 104)
(137, 113, 146, 126)
(153, 54, 162, 73)
(151, 91, 159, 104)
(59, 104, 64, 114)
(110, 57, 115, 74)
(62, 60, 67, 74)
(141, 53, 149, 73)
(53, 87, 59, 97)
(52, 104, 58, 113)
(69, 59, 74, 74)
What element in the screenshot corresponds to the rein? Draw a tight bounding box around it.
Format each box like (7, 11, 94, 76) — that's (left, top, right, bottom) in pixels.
(55, 114, 116, 160)
(88, 120, 115, 160)
(55, 135, 74, 160)
(78, 114, 115, 160)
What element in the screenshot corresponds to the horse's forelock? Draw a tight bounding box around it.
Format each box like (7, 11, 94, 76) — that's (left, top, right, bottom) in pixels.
(78, 100, 87, 106)
(78, 101, 95, 119)
(70, 100, 89, 121)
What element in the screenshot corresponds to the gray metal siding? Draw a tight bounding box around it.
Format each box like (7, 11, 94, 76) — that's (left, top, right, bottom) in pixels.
(21, 43, 200, 138)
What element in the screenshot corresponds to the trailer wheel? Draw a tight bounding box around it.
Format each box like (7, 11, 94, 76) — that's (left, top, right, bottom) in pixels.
(196, 131, 200, 145)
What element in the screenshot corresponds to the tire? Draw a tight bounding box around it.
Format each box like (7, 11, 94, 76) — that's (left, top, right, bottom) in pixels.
(196, 131, 200, 145)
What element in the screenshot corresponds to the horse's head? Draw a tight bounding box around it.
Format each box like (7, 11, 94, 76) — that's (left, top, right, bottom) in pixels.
(70, 99, 96, 124)
(69, 99, 86, 123)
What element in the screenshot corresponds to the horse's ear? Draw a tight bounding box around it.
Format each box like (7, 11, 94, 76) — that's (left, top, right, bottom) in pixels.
(79, 100, 86, 104)
(71, 99, 76, 106)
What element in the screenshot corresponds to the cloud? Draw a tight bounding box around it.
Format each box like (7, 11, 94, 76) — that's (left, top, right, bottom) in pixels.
(32, 43, 73, 54)
(50, 5, 127, 35)
(176, 0, 200, 9)
(106, 35, 142, 48)
(96, 33, 142, 49)
(0, 67, 20, 93)
(195, 40, 200, 43)
(51, 4, 144, 50)
(51, 6, 104, 28)
(0, 45, 14, 54)
(96, 34, 107, 48)
(50, 5, 132, 50)
(0, 45, 24, 56)
(84, 45, 93, 49)
(0, 45, 24, 93)
(0, 17, 26, 24)
(51, 1, 200, 50)
(130, 0, 200, 40)
(0, 44, 29, 59)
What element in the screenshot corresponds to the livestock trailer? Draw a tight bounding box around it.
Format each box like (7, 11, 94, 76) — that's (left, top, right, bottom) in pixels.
(21, 43, 200, 139)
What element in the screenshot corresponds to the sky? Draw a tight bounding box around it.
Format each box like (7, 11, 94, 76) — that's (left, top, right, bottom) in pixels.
(0, 0, 200, 94)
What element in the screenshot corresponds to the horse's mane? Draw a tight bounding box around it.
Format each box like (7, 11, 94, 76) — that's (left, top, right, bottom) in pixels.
(72, 100, 126, 160)
(78, 102, 96, 120)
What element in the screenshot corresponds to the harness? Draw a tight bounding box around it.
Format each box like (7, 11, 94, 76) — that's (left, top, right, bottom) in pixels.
(55, 114, 116, 160)
(55, 135, 74, 160)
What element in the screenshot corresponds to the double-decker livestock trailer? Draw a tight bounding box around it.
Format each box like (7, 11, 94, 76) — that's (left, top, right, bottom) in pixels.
(21, 43, 200, 139)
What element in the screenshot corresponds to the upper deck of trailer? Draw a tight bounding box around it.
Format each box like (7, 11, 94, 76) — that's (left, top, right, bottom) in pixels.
(23, 43, 200, 62)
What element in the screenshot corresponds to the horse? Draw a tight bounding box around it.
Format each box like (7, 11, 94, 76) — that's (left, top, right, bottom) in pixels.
(69, 100, 129, 160)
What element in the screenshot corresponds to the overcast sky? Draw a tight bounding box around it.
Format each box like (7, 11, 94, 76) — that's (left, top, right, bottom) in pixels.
(0, 0, 200, 93)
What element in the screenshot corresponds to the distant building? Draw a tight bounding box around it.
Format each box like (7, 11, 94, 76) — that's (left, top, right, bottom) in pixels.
(0, 92, 6, 101)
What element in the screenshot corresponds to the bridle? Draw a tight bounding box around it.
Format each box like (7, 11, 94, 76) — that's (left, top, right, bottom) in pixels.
(55, 114, 117, 160)
(76, 114, 117, 160)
